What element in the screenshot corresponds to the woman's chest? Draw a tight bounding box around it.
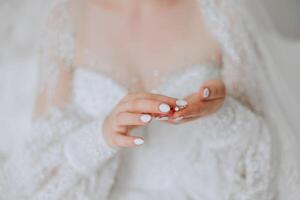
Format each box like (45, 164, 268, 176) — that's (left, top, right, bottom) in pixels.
(72, 2, 221, 92)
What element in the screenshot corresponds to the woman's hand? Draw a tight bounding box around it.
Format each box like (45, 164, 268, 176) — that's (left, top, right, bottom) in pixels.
(102, 93, 177, 148)
(102, 80, 226, 148)
(169, 80, 226, 123)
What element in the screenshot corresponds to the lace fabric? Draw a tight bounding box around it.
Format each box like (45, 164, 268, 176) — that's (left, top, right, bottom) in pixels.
(1, 0, 298, 199)
(198, 0, 300, 198)
(38, 0, 75, 98)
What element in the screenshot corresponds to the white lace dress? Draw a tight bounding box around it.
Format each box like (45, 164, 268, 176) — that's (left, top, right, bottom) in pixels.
(0, 0, 299, 199)
(0, 65, 274, 200)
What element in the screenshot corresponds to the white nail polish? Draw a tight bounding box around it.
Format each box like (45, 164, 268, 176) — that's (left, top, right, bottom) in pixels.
(176, 99, 188, 108)
(175, 106, 180, 112)
(134, 138, 144, 145)
(203, 88, 210, 98)
(140, 114, 152, 123)
(156, 116, 169, 121)
(174, 116, 183, 122)
(159, 103, 171, 113)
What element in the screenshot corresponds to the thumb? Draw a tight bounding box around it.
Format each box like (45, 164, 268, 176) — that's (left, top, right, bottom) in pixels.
(199, 80, 226, 101)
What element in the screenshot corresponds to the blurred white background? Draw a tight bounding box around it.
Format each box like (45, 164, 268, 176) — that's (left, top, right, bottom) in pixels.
(0, 0, 299, 155)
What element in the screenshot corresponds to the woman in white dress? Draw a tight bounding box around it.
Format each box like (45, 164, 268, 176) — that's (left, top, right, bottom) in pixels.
(1, 0, 300, 199)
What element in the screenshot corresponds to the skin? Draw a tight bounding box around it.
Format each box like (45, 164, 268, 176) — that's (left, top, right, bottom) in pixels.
(93, 0, 226, 147)
(36, 0, 226, 148)
(103, 80, 226, 148)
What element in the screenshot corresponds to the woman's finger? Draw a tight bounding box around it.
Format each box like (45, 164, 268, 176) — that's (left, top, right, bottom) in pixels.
(172, 95, 224, 120)
(172, 93, 202, 118)
(122, 92, 177, 107)
(118, 99, 172, 115)
(112, 134, 145, 148)
(116, 112, 152, 126)
(200, 80, 226, 101)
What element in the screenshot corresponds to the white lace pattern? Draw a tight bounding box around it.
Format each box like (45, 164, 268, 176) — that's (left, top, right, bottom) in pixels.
(0, 0, 299, 199)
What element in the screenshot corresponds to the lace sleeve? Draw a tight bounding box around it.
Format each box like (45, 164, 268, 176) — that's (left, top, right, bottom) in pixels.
(0, 108, 118, 199)
(199, 0, 300, 199)
(37, 0, 75, 97)
(0, 2, 120, 199)
(37, 0, 120, 170)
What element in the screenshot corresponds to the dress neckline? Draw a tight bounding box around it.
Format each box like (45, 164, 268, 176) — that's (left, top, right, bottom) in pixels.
(74, 60, 222, 94)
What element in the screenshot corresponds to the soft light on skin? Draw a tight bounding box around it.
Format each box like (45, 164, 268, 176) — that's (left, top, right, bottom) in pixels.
(87, 0, 226, 150)
(155, 116, 169, 121)
(89, 0, 179, 11)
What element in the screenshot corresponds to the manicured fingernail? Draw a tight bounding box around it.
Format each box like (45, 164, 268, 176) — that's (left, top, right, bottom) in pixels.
(173, 116, 183, 122)
(203, 88, 210, 98)
(159, 103, 171, 113)
(176, 99, 188, 108)
(134, 138, 144, 145)
(155, 116, 169, 121)
(174, 106, 180, 112)
(140, 114, 152, 123)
